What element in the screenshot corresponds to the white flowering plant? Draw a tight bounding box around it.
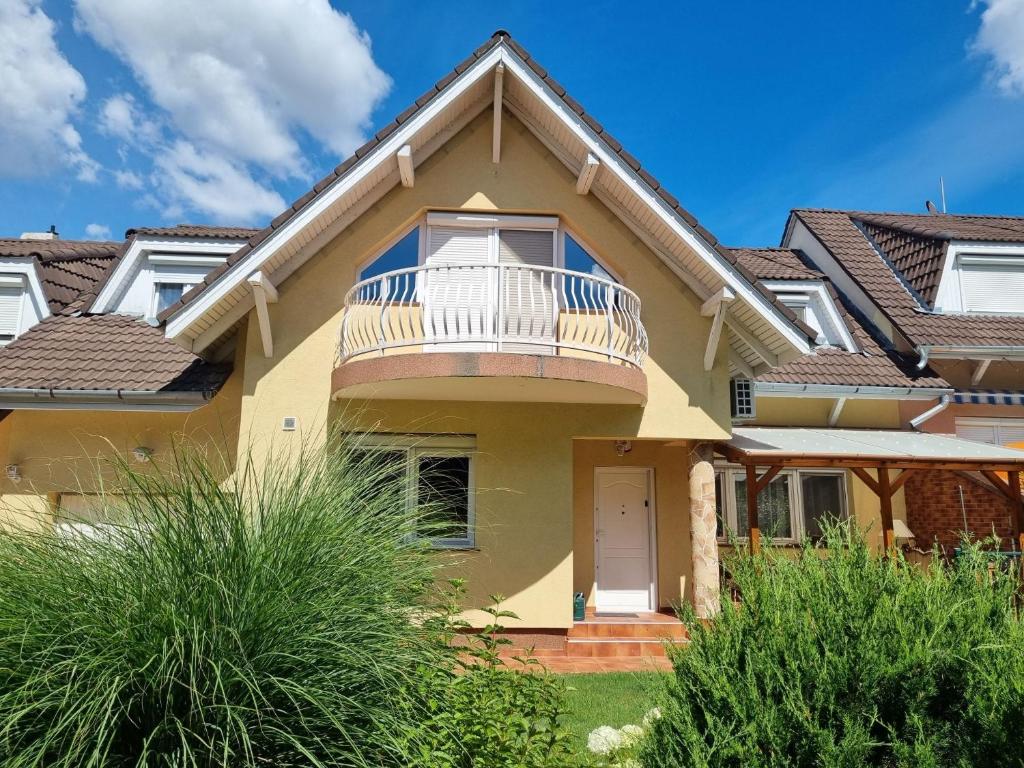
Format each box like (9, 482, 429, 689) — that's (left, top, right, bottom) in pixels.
(585, 708, 661, 766)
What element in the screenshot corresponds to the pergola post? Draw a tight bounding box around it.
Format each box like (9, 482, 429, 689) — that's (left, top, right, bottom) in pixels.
(688, 442, 720, 618)
(1009, 470, 1024, 553)
(878, 465, 895, 552)
(745, 464, 760, 554)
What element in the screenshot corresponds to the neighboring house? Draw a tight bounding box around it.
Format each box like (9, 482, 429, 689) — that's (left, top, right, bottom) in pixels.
(783, 211, 1024, 548)
(0, 33, 1021, 655)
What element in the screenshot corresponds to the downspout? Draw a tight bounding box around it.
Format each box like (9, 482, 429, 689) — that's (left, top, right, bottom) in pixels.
(915, 345, 930, 370)
(909, 394, 951, 431)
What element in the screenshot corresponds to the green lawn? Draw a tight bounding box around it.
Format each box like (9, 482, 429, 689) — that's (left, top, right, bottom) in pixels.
(558, 672, 668, 751)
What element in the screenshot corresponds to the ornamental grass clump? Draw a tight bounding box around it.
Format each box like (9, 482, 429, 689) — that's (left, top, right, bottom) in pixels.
(642, 523, 1024, 768)
(0, 441, 446, 767)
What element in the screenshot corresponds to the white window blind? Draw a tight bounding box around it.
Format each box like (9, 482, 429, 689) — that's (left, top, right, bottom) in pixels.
(959, 257, 1024, 313)
(424, 226, 492, 349)
(0, 286, 24, 342)
(956, 418, 1024, 447)
(498, 229, 555, 353)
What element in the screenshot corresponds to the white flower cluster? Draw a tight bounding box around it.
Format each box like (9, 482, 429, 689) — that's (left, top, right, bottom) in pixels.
(586, 708, 662, 766)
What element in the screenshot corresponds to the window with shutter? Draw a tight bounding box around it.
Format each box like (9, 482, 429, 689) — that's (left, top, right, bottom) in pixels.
(955, 417, 1024, 447)
(423, 225, 492, 350)
(959, 256, 1024, 314)
(498, 229, 556, 353)
(0, 286, 24, 344)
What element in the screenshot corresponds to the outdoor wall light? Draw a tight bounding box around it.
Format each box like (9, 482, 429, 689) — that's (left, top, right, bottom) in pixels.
(5, 464, 21, 483)
(132, 446, 154, 463)
(614, 440, 633, 457)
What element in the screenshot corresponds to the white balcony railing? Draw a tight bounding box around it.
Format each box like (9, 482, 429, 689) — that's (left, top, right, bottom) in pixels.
(340, 263, 647, 367)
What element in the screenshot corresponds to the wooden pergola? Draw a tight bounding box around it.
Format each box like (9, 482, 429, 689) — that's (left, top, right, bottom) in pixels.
(714, 428, 1024, 553)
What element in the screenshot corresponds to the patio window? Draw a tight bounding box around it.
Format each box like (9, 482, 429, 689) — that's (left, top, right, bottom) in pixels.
(714, 467, 848, 544)
(350, 435, 476, 549)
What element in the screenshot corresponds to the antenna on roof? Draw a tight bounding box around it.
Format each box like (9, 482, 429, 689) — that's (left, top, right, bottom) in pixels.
(939, 176, 947, 213)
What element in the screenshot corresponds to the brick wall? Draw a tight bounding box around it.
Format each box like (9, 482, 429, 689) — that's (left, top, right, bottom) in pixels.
(904, 470, 1014, 552)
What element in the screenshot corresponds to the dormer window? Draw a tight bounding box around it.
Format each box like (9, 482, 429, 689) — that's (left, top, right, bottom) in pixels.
(762, 280, 857, 351)
(0, 276, 26, 345)
(958, 254, 1024, 314)
(152, 281, 193, 316)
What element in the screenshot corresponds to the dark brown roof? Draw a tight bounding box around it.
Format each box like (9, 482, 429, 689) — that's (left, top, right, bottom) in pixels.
(790, 209, 1024, 348)
(731, 248, 823, 281)
(156, 31, 814, 342)
(0, 314, 230, 392)
(0, 238, 121, 313)
(755, 346, 948, 389)
(126, 225, 259, 240)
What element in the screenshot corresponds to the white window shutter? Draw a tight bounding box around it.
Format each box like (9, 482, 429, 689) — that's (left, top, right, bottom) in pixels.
(0, 287, 24, 341)
(960, 262, 1024, 313)
(424, 226, 492, 350)
(955, 422, 998, 445)
(498, 229, 556, 353)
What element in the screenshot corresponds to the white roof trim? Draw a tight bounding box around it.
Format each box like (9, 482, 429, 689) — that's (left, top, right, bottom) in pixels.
(762, 279, 858, 352)
(164, 41, 810, 355)
(90, 237, 248, 314)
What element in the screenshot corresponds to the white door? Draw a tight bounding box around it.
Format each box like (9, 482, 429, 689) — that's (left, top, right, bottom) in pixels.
(594, 467, 655, 613)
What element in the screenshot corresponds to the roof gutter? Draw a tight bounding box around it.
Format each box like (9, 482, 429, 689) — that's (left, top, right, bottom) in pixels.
(0, 388, 216, 412)
(754, 381, 953, 400)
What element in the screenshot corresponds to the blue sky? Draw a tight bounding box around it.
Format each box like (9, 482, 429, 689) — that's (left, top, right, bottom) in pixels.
(1, 0, 1022, 247)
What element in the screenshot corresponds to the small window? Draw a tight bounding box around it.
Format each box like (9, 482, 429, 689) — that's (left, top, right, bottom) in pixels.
(734, 473, 793, 540)
(0, 285, 24, 344)
(563, 233, 615, 282)
(730, 378, 755, 419)
(153, 282, 190, 315)
(959, 255, 1024, 314)
(800, 473, 847, 539)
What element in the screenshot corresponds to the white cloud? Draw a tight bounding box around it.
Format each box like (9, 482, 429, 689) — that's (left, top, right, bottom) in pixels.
(74, 0, 391, 176)
(153, 141, 286, 224)
(113, 168, 143, 190)
(99, 92, 161, 145)
(972, 0, 1024, 95)
(0, 0, 96, 180)
(83, 223, 112, 240)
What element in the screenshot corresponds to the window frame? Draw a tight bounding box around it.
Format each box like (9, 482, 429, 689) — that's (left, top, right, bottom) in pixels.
(354, 434, 476, 549)
(714, 465, 850, 545)
(150, 280, 195, 318)
(957, 253, 1024, 316)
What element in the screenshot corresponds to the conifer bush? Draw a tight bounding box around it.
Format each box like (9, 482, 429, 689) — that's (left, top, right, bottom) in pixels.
(642, 524, 1024, 768)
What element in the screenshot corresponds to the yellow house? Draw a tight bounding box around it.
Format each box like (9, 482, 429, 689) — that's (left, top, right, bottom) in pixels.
(1, 32, 1023, 657)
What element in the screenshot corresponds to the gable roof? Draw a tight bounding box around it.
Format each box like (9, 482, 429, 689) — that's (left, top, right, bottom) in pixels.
(730, 247, 948, 390)
(126, 225, 261, 240)
(788, 209, 1024, 349)
(158, 30, 814, 357)
(0, 314, 230, 405)
(0, 237, 121, 314)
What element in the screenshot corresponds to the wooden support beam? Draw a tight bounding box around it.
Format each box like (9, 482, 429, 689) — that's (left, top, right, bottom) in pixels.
(754, 465, 783, 494)
(1009, 470, 1024, 553)
(878, 466, 895, 552)
(247, 272, 277, 359)
(971, 358, 992, 386)
(851, 467, 880, 496)
(827, 397, 847, 427)
(396, 145, 414, 188)
(729, 350, 755, 379)
(889, 469, 913, 494)
(702, 287, 735, 372)
(725, 318, 778, 368)
(981, 470, 1016, 501)
(575, 153, 600, 194)
(491, 64, 504, 164)
(745, 464, 761, 553)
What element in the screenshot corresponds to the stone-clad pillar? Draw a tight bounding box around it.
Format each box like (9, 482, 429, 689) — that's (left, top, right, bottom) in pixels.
(688, 441, 721, 618)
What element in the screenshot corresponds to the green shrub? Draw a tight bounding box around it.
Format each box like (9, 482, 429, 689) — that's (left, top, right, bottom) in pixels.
(401, 582, 579, 767)
(0, 442, 450, 767)
(642, 524, 1024, 768)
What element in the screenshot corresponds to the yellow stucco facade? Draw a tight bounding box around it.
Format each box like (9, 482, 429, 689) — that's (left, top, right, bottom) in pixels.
(0, 106, 914, 628)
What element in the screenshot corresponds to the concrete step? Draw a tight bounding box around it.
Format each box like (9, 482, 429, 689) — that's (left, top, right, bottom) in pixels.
(568, 620, 687, 640)
(565, 637, 685, 658)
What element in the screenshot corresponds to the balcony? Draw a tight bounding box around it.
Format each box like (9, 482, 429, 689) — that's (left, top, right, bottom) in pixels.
(333, 263, 649, 404)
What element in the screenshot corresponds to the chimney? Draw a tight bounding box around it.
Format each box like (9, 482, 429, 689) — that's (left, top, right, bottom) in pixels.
(19, 224, 58, 241)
